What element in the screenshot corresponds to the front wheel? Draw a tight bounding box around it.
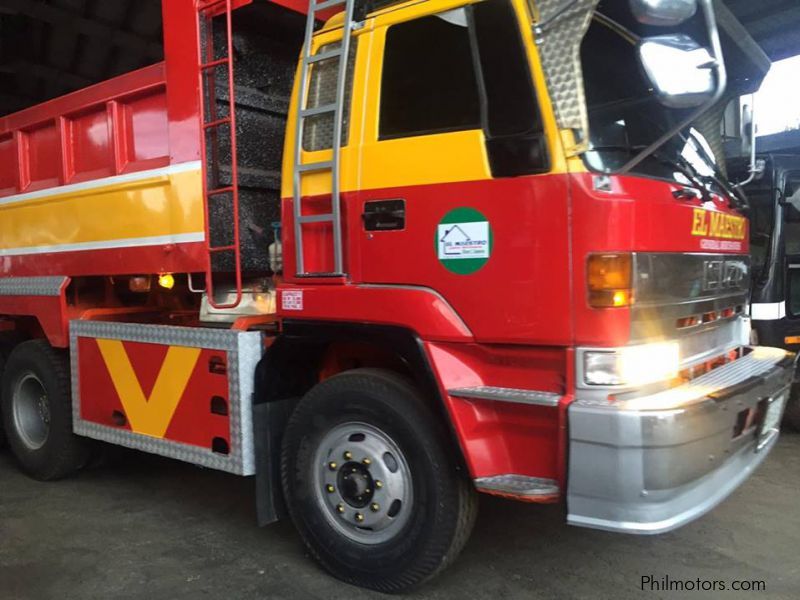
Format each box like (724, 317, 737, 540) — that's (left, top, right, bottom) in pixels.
(281, 369, 477, 592)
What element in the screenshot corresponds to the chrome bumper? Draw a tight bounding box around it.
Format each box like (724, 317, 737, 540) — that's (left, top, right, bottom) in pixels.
(567, 346, 795, 534)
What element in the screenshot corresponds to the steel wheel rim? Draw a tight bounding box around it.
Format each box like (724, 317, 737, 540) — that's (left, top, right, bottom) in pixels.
(312, 421, 413, 545)
(12, 372, 51, 451)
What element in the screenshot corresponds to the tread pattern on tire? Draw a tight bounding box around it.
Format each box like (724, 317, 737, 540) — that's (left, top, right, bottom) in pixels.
(1, 339, 89, 480)
(281, 368, 478, 593)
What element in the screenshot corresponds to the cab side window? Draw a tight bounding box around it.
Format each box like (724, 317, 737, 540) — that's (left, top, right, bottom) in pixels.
(378, 0, 548, 176)
(379, 13, 480, 140)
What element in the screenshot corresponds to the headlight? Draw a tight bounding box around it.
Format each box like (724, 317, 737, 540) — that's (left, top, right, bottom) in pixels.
(584, 341, 680, 386)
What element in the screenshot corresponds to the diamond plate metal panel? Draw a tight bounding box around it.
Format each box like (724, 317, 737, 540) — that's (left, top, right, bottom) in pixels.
(0, 276, 68, 296)
(475, 474, 560, 496)
(69, 320, 263, 476)
(535, 0, 598, 149)
(449, 386, 561, 407)
(302, 40, 356, 152)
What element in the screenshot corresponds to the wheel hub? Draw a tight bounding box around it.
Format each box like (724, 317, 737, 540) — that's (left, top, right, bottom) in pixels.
(313, 422, 413, 545)
(12, 373, 51, 451)
(338, 462, 374, 508)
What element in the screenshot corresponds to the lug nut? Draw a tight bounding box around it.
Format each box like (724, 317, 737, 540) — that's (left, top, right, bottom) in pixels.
(328, 461, 337, 470)
(371, 502, 380, 512)
(326, 484, 335, 493)
(355, 512, 364, 522)
(336, 504, 345, 513)
(375, 480, 383, 489)
(362, 458, 371, 466)
(343, 450, 352, 460)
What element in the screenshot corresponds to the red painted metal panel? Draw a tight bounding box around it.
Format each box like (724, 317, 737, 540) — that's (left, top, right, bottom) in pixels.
(277, 283, 474, 342)
(0, 64, 166, 136)
(0, 134, 15, 194)
(0, 63, 168, 200)
(24, 122, 61, 192)
(77, 338, 231, 449)
(569, 172, 748, 347)
(0, 287, 70, 347)
(68, 106, 113, 182)
(282, 173, 573, 346)
(0, 242, 206, 279)
(424, 340, 563, 486)
(161, 1, 201, 165)
(123, 88, 170, 168)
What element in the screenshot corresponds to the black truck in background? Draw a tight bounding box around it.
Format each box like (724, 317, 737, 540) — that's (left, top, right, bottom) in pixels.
(731, 135, 800, 430)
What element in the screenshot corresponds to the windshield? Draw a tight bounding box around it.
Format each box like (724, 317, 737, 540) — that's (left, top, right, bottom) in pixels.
(579, 13, 723, 192)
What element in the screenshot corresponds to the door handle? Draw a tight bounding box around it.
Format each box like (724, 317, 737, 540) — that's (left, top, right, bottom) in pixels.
(362, 199, 405, 231)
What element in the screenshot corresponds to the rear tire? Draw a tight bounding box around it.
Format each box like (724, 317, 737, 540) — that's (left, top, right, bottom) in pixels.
(0, 349, 6, 449)
(281, 368, 477, 592)
(1, 339, 90, 480)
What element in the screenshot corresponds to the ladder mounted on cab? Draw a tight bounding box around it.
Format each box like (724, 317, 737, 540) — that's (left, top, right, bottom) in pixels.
(292, 0, 357, 277)
(196, 0, 243, 308)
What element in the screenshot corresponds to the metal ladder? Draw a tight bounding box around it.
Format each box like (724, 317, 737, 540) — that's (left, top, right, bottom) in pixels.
(292, 0, 357, 277)
(196, 0, 243, 308)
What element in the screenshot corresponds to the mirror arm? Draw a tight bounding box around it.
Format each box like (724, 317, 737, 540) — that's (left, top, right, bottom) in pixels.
(734, 96, 760, 188)
(613, 0, 727, 175)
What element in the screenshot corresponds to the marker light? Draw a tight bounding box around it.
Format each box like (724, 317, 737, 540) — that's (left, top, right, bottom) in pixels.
(157, 273, 175, 290)
(584, 341, 680, 387)
(587, 253, 633, 308)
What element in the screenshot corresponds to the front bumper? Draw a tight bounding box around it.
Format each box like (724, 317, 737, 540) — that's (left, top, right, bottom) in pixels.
(567, 346, 795, 534)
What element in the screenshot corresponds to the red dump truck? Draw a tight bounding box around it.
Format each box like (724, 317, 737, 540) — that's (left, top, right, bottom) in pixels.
(0, 0, 793, 591)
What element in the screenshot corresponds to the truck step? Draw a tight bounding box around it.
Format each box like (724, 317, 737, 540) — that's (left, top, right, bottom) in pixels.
(474, 475, 560, 499)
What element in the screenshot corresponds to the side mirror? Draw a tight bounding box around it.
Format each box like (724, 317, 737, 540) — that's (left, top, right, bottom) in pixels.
(630, 0, 698, 26)
(734, 97, 765, 187)
(740, 101, 754, 157)
(638, 34, 716, 109)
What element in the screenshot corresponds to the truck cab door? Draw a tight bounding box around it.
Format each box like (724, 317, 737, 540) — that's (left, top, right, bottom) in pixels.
(351, 0, 572, 344)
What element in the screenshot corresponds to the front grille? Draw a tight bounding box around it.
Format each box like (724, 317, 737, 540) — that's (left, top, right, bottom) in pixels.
(676, 304, 744, 330)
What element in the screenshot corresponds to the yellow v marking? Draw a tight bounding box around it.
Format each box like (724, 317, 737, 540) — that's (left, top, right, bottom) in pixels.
(96, 339, 202, 438)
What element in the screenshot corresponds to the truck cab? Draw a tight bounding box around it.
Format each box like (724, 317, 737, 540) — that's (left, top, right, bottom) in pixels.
(0, 0, 794, 592)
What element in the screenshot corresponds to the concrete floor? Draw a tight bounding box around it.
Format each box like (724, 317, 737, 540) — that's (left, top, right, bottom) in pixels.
(0, 433, 798, 600)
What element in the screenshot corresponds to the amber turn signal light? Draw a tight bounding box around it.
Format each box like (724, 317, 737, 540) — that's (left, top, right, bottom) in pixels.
(587, 253, 633, 308)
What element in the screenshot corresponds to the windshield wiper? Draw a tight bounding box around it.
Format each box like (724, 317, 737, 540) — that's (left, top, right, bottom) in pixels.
(684, 131, 748, 210)
(589, 144, 712, 200)
(651, 149, 712, 203)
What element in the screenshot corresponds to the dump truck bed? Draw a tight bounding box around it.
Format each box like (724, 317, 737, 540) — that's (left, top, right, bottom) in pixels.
(0, 1, 304, 279)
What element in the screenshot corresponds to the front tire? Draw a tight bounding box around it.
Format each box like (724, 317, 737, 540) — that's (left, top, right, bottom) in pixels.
(1, 340, 90, 480)
(281, 369, 477, 592)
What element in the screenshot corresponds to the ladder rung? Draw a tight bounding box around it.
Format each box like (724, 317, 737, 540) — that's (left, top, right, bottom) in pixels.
(297, 161, 333, 173)
(207, 186, 234, 196)
(203, 117, 232, 129)
(298, 213, 335, 224)
(300, 103, 337, 118)
(200, 57, 230, 70)
(306, 48, 342, 64)
(209, 245, 236, 253)
(314, 0, 347, 11)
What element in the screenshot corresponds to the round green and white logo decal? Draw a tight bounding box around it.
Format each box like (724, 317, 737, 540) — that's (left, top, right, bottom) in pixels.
(436, 207, 493, 275)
